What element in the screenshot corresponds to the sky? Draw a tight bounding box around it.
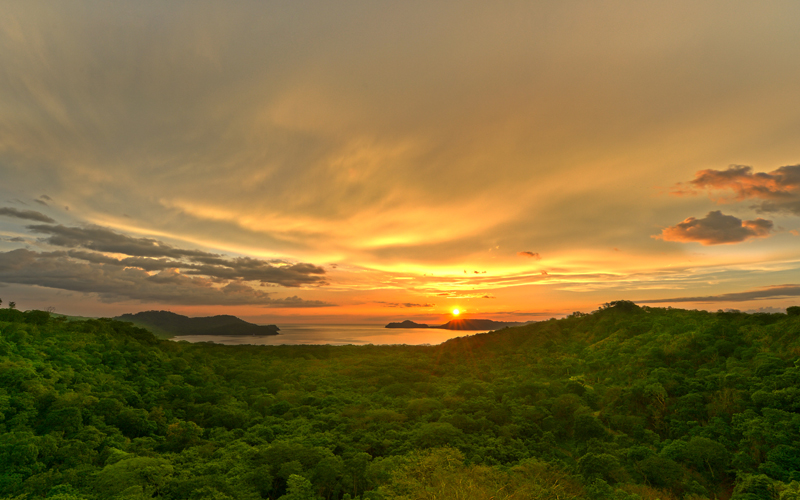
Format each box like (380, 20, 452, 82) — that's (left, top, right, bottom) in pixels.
(3, 1, 800, 324)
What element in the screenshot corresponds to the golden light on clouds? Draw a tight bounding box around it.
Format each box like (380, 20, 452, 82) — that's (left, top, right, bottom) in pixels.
(2, 2, 800, 321)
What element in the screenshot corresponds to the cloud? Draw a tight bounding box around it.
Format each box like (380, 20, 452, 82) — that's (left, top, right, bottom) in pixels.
(0, 249, 332, 307)
(28, 224, 218, 259)
(655, 210, 772, 245)
(518, 251, 541, 259)
(27, 224, 326, 287)
(674, 164, 800, 214)
(376, 301, 435, 308)
(638, 284, 800, 303)
(0, 207, 55, 223)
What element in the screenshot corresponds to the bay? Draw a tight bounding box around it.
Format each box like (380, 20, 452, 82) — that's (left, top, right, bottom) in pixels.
(172, 323, 490, 346)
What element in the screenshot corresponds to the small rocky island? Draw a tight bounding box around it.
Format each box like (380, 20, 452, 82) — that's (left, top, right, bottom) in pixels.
(385, 318, 529, 330)
(385, 320, 429, 329)
(115, 310, 280, 338)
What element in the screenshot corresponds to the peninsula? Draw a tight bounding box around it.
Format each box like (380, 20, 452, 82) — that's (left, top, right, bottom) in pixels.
(115, 310, 280, 338)
(385, 318, 529, 330)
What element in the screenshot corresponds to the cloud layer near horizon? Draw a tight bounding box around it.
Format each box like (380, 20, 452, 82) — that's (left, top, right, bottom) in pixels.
(0, 249, 329, 306)
(26, 224, 327, 287)
(0, 224, 331, 307)
(638, 284, 800, 304)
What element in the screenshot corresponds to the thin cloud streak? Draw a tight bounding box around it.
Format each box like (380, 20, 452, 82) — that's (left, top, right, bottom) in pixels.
(0, 207, 55, 223)
(638, 284, 800, 304)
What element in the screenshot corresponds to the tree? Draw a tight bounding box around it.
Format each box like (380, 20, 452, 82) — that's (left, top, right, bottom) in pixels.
(8, 302, 16, 309)
(279, 474, 320, 500)
(732, 473, 776, 499)
(577, 453, 623, 483)
(684, 436, 729, 480)
(95, 456, 174, 498)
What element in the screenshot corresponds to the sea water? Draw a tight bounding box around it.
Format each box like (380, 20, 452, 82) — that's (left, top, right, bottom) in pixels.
(172, 323, 490, 346)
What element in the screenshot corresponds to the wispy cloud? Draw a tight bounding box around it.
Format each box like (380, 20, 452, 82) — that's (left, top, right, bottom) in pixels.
(0, 207, 55, 223)
(375, 301, 435, 308)
(638, 284, 800, 303)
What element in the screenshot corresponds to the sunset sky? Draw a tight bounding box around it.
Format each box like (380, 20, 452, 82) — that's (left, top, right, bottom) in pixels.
(3, 1, 800, 324)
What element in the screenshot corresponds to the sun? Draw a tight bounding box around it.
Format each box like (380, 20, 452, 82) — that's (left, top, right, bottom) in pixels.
(452, 308, 460, 316)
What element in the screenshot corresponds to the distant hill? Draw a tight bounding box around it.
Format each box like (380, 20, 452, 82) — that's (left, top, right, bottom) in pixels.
(114, 310, 279, 338)
(384, 318, 529, 330)
(432, 318, 526, 330)
(385, 320, 429, 329)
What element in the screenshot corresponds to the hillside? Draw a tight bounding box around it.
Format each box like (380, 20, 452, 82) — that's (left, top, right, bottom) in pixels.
(434, 318, 526, 330)
(115, 310, 279, 338)
(1, 301, 800, 498)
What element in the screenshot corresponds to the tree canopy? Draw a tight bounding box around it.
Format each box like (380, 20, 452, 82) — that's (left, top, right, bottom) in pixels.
(0, 303, 799, 498)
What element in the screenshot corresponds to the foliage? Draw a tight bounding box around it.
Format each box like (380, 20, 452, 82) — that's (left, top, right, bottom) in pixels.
(0, 305, 800, 498)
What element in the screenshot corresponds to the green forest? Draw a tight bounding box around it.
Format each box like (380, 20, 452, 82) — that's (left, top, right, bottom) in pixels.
(1, 301, 800, 499)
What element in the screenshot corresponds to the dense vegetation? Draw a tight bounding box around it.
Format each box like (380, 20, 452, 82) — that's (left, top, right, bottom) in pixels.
(1, 301, 800, 499)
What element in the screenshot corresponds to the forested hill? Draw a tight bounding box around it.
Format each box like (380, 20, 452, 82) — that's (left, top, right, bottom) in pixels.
(433, 318, 525, 330)
(114, 310, 279, 338)
(2, 302, 800, 499)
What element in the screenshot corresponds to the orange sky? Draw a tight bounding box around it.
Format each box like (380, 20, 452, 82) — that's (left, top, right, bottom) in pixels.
(2, 1, 800, 324)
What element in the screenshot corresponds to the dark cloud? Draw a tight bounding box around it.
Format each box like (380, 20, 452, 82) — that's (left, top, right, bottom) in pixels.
(28, 224, 217, 259)
(638, 284, 800, 303)
(34, 199, 48, 206)
(27, 224, 326, 287)
(518, 251, 541, 259)
(40, 195, 53, 201)
(655, 210, 772, 245)
(0, 249, 332, 307)
(674, 164, 800, 214)
(0, 207, 55, 223)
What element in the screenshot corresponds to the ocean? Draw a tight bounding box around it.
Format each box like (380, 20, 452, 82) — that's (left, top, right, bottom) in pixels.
(172, 323, 491, 346)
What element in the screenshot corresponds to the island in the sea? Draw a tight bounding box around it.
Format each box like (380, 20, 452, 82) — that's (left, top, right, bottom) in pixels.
(385, 318, 529, 330)
(385, 320, 429, 329)
(115, 310, 280, 338)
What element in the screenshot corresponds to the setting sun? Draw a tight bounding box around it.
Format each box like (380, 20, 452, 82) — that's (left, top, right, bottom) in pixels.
(452, 309, 460, 316)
